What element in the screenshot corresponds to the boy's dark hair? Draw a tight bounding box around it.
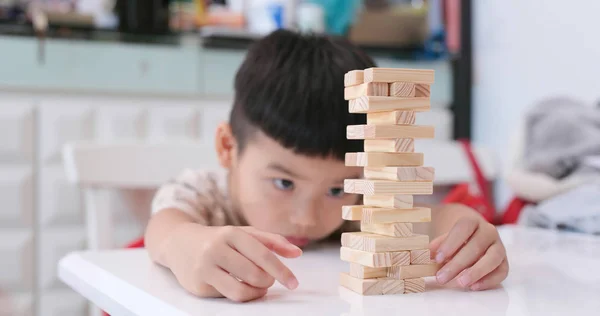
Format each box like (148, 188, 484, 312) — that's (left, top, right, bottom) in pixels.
(230, 29, 376, 160)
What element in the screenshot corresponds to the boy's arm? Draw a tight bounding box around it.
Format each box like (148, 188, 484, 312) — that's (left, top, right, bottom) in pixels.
(144, 208, 197, 267)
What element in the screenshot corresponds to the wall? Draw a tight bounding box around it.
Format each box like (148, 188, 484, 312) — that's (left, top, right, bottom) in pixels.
(473, 0, 600, 208)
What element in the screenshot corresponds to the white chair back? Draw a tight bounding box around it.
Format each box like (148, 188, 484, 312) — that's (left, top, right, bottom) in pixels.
(62, 142, 218, 251)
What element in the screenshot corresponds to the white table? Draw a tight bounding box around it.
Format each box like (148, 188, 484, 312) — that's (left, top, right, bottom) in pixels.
(59, 225, 600, 316)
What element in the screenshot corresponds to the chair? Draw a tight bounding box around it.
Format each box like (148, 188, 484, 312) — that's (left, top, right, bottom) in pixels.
(62, 141, 218, 316)
(62, 141, 218, 251)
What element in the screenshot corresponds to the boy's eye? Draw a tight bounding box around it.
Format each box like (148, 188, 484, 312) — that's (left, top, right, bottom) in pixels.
(328, 187, 345, 197)
(273, 179, 294, 191)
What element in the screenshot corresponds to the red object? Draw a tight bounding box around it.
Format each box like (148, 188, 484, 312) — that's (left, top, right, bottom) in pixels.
(502, 197, 531, 224)
(442, 139, 496, 223)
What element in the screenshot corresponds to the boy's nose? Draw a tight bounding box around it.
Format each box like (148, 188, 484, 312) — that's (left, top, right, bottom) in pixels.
(290, 200, 319, 228)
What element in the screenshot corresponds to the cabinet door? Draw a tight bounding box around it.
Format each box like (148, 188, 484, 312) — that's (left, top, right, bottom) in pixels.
(39, 166, 83, 227)
(0, 230, 33, 291)
(0, 293, 33, 316)
(39, 289, 87, 316)
(0, 104, 34, 163)
(39, 101, 94, 164)
(94, 106, 147, 142)
(38, 228, 86, 290)
(147, 105, 200, 141)
(0, 167, 33, 228)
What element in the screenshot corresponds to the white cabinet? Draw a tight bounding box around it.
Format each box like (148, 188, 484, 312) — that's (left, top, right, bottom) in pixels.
(39, 290, 87, 316)
(0, 105, 34, 163)
(0, 230, 33, 291)
(0, 167, 33, 227)
(0, 93, 231, 316)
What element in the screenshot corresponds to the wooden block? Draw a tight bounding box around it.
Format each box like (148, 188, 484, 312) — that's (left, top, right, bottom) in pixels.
(362, 207, 432, 224)
(342, 232, 429, 252)
(364, 139, 414, 153)
(361, 222, 413, 237)
(415, 84, 431, 97)
(363, 194, 413, 209)
(344, 82, 389, 100)
(344, 179, 433, 195)
(404, 278, 426, 294)
(380, 277, 407, 295)
(367, 111, 416, 125)
(345, 152, 424, 167)
(340, 247, 410, 267)
(363, 167, 435, 181)
(364, 68, 435, 84)
(346, 125, 435, 140)
(410, 249, 431, 264)
(344, 70, 364, 87)
(387, 264, 441, 280)
(389, 82, 416, 97)
(349, 263, 387, 279)
(349, 96, 430, 113)
(342, 205, 364, 221)
(340, 272, 405, 295)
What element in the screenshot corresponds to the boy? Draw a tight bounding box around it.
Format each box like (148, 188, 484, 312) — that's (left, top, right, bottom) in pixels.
(145, 30, 508, 302)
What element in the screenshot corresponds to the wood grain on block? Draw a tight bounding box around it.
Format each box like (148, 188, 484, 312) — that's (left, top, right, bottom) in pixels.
(340, 272, 405, 295)
(410, 249, 431, 264)
(344, 82, 389, 100)
(367, 111, 417, 125)
(404, 278, 426, 294)
(361, 222, 413, 237)
(363, 167, 435, 181)
(364, 139, 414, 153)
(349, 263, 387, 279)
(341, 232, 429, 252)
(363, 194, 413, 208)
(343, 179, 433, 195)
(364, 68, 435, 84)
(362, 207, 432, 224)
(387, 264, 441, 280)
(345, 152, 424, 167)
(345, 70, 364, 87)
(342, 205, 364, 221)
(415, 84, 431, 97)
(390, 82, 416, 97)
(346, 125, 435, 140)
(379, 277, 406, 295)
(349, 96, 430, 113)
(340, 247, 410, 267)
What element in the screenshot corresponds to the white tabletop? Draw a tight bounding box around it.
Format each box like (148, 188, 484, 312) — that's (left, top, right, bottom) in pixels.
(59, 225, 600, 316)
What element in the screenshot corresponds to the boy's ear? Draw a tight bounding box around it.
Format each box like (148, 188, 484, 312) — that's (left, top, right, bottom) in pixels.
(215, 122, 237, 169)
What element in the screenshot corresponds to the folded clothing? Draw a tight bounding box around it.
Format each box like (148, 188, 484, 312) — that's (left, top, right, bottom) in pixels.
(524, 97, 600, 179)
(519, 183, 600, 235)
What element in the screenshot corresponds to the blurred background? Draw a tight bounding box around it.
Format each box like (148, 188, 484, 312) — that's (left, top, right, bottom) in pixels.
(1, 0, 599, 315)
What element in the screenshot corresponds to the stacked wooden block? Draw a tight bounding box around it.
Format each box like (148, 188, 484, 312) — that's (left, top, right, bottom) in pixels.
(340, 68, 440, 295)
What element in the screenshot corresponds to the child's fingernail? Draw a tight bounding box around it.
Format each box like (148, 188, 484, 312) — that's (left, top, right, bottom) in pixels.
(287, 278, 299, 290)
(458, 272, 471, 287)
(470, 283, 481, 291)
(435, 251, 445, 263)
(436, 268, 449, 283)
(288, 244, 301, 251)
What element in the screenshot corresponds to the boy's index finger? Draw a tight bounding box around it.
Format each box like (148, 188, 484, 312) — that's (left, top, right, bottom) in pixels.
(243, 227, 303, 258)
(231, 229, 299, 290)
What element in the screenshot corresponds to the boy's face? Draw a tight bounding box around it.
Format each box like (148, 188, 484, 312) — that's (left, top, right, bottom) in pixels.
(216, 123, 361, 247)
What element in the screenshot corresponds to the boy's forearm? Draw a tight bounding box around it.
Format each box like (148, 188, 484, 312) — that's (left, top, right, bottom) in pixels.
(144, 208, 198, 267)
(430, 203, 483, 238)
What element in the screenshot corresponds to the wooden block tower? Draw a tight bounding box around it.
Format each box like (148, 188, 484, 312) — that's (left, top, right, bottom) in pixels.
(340, 68, 440, 295)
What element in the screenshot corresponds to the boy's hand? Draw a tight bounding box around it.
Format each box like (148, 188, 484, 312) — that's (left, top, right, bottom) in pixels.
(164, 224, 302, 302)
(430, 216, 508, 291)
